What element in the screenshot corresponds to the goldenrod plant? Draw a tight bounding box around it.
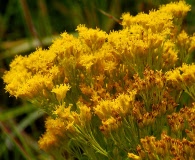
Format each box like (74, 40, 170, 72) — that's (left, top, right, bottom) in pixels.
(3, 1, 195, 159)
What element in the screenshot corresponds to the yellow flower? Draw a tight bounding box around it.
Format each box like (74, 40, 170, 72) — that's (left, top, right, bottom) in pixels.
(78, 102, 91, 123)
(38, 116, 74, 152)
(166, 68, 182, 84)
(162, 40, 178, 68)
(95, 99, 113, 120)
(25, 48, 56, 74)
(121, 10, 173, 33)
(45, 117, 66, 137)
(3, 56, 30, 97)
(120, 13, 132, 27)
(76, 24, 107, 51)
(79, 54, 95, 70)
(147, 29, 165, 49)
(72, 102, 92, 126)
(177, 30, 190, 48)
(104, 61, 117, 72)
(108, 28, 132, 59)
(94, 90, 136, 121)
(179, 63, 195, 86)
(54, 104, 73, 120)
(2, 48, 59, 100)
(100, 116, 120, 134)
(51, 84, 70, 102)
(159, 1, 191, 18)
(166, 63, 195, 99)
(17, 74, 53, 99)
(38, 131, 59, 152)
(49, 32, 82, 60)
(114, 90, 137, 116)
(189, 34, 195, 53)
(128, 153, 141, 160)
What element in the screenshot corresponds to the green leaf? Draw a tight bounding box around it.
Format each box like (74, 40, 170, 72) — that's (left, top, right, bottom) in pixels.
(0, 103, 36, 121)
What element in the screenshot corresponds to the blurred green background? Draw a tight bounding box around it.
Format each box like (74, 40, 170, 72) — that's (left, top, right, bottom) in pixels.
(0, 0, 194, 159)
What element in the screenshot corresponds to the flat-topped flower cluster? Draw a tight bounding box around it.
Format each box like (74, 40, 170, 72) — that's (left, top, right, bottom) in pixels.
(3, 1, 195, 159)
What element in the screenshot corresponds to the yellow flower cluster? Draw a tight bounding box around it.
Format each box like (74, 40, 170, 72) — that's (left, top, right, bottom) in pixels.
(159, 0, 191, 18)
(3, 0, 195, 159)
(94, 90, 136, 135)
(166, 63, 195, 100)
(129, 127, 195, 160)
(76, 25, 108, 51)
(51, 84, 70, 103)
(39, 102, 92, 157)
(129, 133, 195, 160)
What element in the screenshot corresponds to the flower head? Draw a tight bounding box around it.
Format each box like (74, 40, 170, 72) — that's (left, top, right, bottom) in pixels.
(51, 84, 70, 103)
